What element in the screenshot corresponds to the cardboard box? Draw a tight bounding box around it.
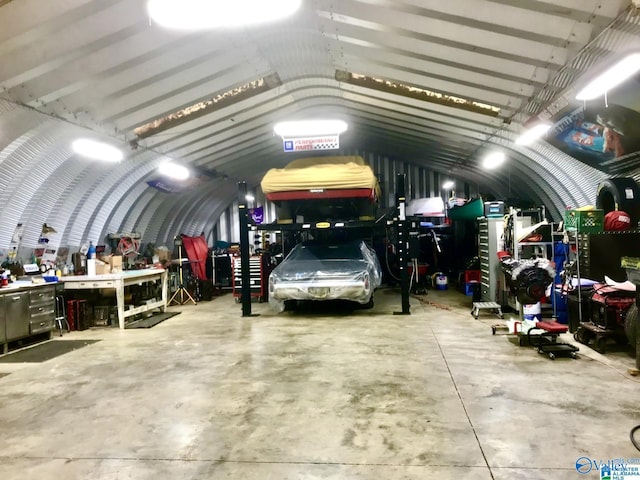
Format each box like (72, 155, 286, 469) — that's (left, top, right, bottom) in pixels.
(109, 255, 123, 273)
(95, 259, 110, 275)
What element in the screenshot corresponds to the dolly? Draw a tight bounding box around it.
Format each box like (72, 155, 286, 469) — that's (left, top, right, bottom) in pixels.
(524, 321, 579, 360)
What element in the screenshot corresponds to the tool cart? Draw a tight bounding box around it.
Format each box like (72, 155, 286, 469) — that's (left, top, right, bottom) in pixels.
(232, 254, 267, 302)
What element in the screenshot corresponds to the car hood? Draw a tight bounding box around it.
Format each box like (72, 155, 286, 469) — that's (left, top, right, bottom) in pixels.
(272, 259, 371, 281)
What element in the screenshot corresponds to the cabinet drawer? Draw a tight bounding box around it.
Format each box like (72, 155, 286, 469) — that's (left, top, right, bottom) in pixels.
(29, 305, 55, 320)
(73, 281, 115, 289)
(29, 287, 55, 304)
(30, 319, 55, 335)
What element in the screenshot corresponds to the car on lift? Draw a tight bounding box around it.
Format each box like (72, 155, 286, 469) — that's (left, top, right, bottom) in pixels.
(268, 239, 382, 311)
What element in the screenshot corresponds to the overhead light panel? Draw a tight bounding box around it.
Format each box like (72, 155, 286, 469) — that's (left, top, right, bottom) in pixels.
(515, 123, 551, 146)
(147, 0, 301, 29)
(72, 139, 123, 163)
(482, 151, 505, 169)
(442, 180, 454, 190)
(245, 194, 255, 202)
(158, 162, 190, 180)
(274, 120, 348, 137)
(576, 52, 640, 101)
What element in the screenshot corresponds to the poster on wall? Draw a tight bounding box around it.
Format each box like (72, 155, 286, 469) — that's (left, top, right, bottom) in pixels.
(546, 73, 640, 175)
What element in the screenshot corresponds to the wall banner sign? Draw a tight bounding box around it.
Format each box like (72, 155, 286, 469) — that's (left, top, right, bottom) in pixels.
(283, 134, 340, 152)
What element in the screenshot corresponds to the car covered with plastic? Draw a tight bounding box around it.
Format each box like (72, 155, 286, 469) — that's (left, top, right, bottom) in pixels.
(268, 240, 382, 311)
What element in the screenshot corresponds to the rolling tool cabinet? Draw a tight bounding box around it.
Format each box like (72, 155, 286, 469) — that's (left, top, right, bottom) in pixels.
(232, 255, 267, 302)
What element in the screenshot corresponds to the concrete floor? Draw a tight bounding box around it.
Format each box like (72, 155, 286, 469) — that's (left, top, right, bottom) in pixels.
(0, 287, 639, 480)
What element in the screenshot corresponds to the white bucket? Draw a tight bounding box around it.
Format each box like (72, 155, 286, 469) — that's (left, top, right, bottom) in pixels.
(506, 319, 522, 334)
(434, 273, 448, 290)
(522, 302, 541, 321)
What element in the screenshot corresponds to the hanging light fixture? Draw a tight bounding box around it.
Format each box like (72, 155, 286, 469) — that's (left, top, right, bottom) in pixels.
(147, 0, 302, 29)
(72, 139, 123, 163)
(576, 52, 640, 101)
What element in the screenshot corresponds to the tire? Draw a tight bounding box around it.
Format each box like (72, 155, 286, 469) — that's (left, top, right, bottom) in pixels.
(362, 294, 375, 310)
(596, 177, 640, 227)
(283, 300, 297, 311)
(575, 327, 590, 345)
(625, 303, 638, 348)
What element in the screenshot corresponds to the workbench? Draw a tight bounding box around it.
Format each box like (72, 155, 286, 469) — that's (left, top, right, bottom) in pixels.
(59, 269, 167, 329)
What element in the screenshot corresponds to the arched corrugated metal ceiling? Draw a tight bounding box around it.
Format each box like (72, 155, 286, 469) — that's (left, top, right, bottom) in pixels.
(0, 0, 638, 253)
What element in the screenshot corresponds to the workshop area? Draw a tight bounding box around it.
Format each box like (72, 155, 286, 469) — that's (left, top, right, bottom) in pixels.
(2, 1, 640, 479)
(0, 288, 638, 480)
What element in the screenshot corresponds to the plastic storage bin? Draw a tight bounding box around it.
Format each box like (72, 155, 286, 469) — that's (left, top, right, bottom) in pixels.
(564, 209, 604, 233)
(464, 270, 481, 284)
(465, 282, 480, 296)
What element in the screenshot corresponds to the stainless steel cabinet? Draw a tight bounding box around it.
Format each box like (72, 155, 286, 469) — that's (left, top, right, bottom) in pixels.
(1, 284, 56, 351)
(29, 286, 56, 335)
(4, 291, 29, 341)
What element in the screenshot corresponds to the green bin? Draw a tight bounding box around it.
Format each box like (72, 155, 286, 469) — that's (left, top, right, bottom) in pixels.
(564, 209, 604, 233)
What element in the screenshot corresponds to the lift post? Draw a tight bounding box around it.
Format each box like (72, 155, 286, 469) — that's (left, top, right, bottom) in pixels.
(237, 181, 256, 317)
(394, 173, 411, 315)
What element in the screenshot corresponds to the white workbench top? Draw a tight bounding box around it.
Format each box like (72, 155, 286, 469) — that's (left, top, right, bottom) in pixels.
(59, 268, 166, 282)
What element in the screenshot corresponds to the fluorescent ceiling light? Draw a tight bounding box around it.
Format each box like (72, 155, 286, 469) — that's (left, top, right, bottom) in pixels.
(245, 194, 255, 202)
(442, 180, 454, 190)
(482, 151, 506, 169)
(158, 162, 190, 180)
(147, 0, 301, 29)
(274, 120, 348, 137)
(515, 123, 551, 146)
(576, 52, 640, 101)
(72, 139, 123, 163)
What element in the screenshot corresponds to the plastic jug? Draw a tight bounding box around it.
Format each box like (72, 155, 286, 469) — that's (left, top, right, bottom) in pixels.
(87, 241, 96, 259)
